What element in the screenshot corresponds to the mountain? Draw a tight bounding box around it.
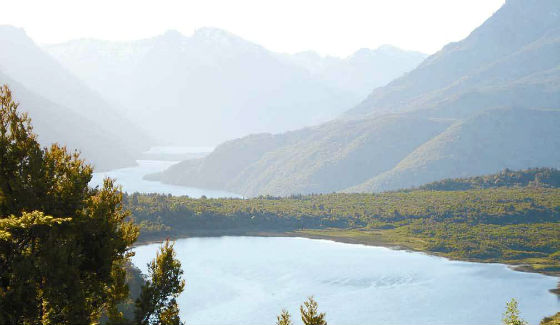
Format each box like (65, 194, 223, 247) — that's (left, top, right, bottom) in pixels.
(278, 45, 428, 100)
(44, 29, 426, 146)
(0, 26, 152, 170)
(346, 0, 560, 118)
(149, 0, 560, 197)
(347, 108, 560, 192)
(147, 115, 451, 196)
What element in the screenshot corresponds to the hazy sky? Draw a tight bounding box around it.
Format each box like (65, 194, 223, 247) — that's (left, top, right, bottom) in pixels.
(1, 0, 505, 57)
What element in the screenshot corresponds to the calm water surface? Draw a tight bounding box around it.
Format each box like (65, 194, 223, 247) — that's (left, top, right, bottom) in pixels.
(90, 147, 241, 198)
(132, 236, 559, 325)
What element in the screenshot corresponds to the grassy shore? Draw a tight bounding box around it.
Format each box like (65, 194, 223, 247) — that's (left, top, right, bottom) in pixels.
(290, 228, 560, 276)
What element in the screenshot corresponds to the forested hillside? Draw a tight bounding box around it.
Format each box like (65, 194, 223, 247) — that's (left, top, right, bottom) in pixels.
(415, 168, 560, 191)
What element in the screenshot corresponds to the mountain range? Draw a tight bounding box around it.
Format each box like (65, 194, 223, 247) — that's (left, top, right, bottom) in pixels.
(149, 0, 560, 196)
(45, 29, 426, 145)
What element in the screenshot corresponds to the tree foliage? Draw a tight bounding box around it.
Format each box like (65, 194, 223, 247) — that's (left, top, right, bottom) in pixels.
(300, 296, 327, 325)
(0, 85, 141, 324)
(540, 312, 560, 325)
(502, 298, 527, 325)
(276, 309, 293, 325)
(135, 240, 185, 325)
(0, 85, 187, 325)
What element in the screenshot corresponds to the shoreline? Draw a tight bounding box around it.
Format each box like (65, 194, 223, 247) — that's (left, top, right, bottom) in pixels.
(132, 230, 560, 298)
(131, 231, 560, 324)
(132, 229, 560, 280)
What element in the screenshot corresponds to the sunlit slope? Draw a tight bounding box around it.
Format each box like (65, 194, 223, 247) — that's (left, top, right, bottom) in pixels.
(151, 115, 451, 196)
(347, 108, 560, 192)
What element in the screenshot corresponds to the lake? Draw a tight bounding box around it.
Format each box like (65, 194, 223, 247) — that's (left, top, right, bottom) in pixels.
(132, 236, 559, 325)
(90, 146, 241, 198)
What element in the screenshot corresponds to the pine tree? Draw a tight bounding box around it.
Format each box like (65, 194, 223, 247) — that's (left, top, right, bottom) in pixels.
(276, 309, 293, 325)
(502, 298, 527, 325)
(300, 296, 327, 325)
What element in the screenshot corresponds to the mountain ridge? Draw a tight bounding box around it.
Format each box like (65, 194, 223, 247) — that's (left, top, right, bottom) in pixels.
(45, 29, 427, 145)
(345, 0, 560, 118)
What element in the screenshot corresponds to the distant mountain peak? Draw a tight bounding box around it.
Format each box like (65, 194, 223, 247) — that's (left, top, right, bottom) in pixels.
(161, 29, 184, 38)
(292, 50, 323, 60)
(0, 25, 34, 46)
(189, 27, 264, 54)
(375, 44, 401, 51)
(0, 25, 26, 35)
(352, 48, 374, 56)
(192, 27, 238, 41)
(155, 29, 187, 43)
(348, 46, 426, 62)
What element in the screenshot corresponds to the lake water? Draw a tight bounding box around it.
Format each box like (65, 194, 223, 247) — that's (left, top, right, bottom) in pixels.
(132, 236, 559, 325)
(90, 147, 241, 198)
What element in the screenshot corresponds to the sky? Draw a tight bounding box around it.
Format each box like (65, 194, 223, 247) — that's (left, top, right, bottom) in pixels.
(1, 0, 505, 57)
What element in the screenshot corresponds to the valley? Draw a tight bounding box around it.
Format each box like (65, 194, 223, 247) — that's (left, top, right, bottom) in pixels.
(1, 0, 559, 324)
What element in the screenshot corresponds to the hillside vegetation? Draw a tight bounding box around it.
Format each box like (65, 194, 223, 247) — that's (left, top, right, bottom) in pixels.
(127, 185, 560, 275)
(415, 168, 560, 191)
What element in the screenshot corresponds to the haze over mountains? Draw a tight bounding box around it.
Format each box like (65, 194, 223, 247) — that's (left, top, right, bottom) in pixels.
(45, 29, 426, 145)
(0, 24, 426, 170)
(150, 0, 560, 196)
(278, 45, 427, 102)
(0, 25, 152, 170)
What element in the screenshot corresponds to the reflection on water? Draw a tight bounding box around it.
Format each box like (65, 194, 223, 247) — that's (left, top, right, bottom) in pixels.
(132, 236, 559, 325)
